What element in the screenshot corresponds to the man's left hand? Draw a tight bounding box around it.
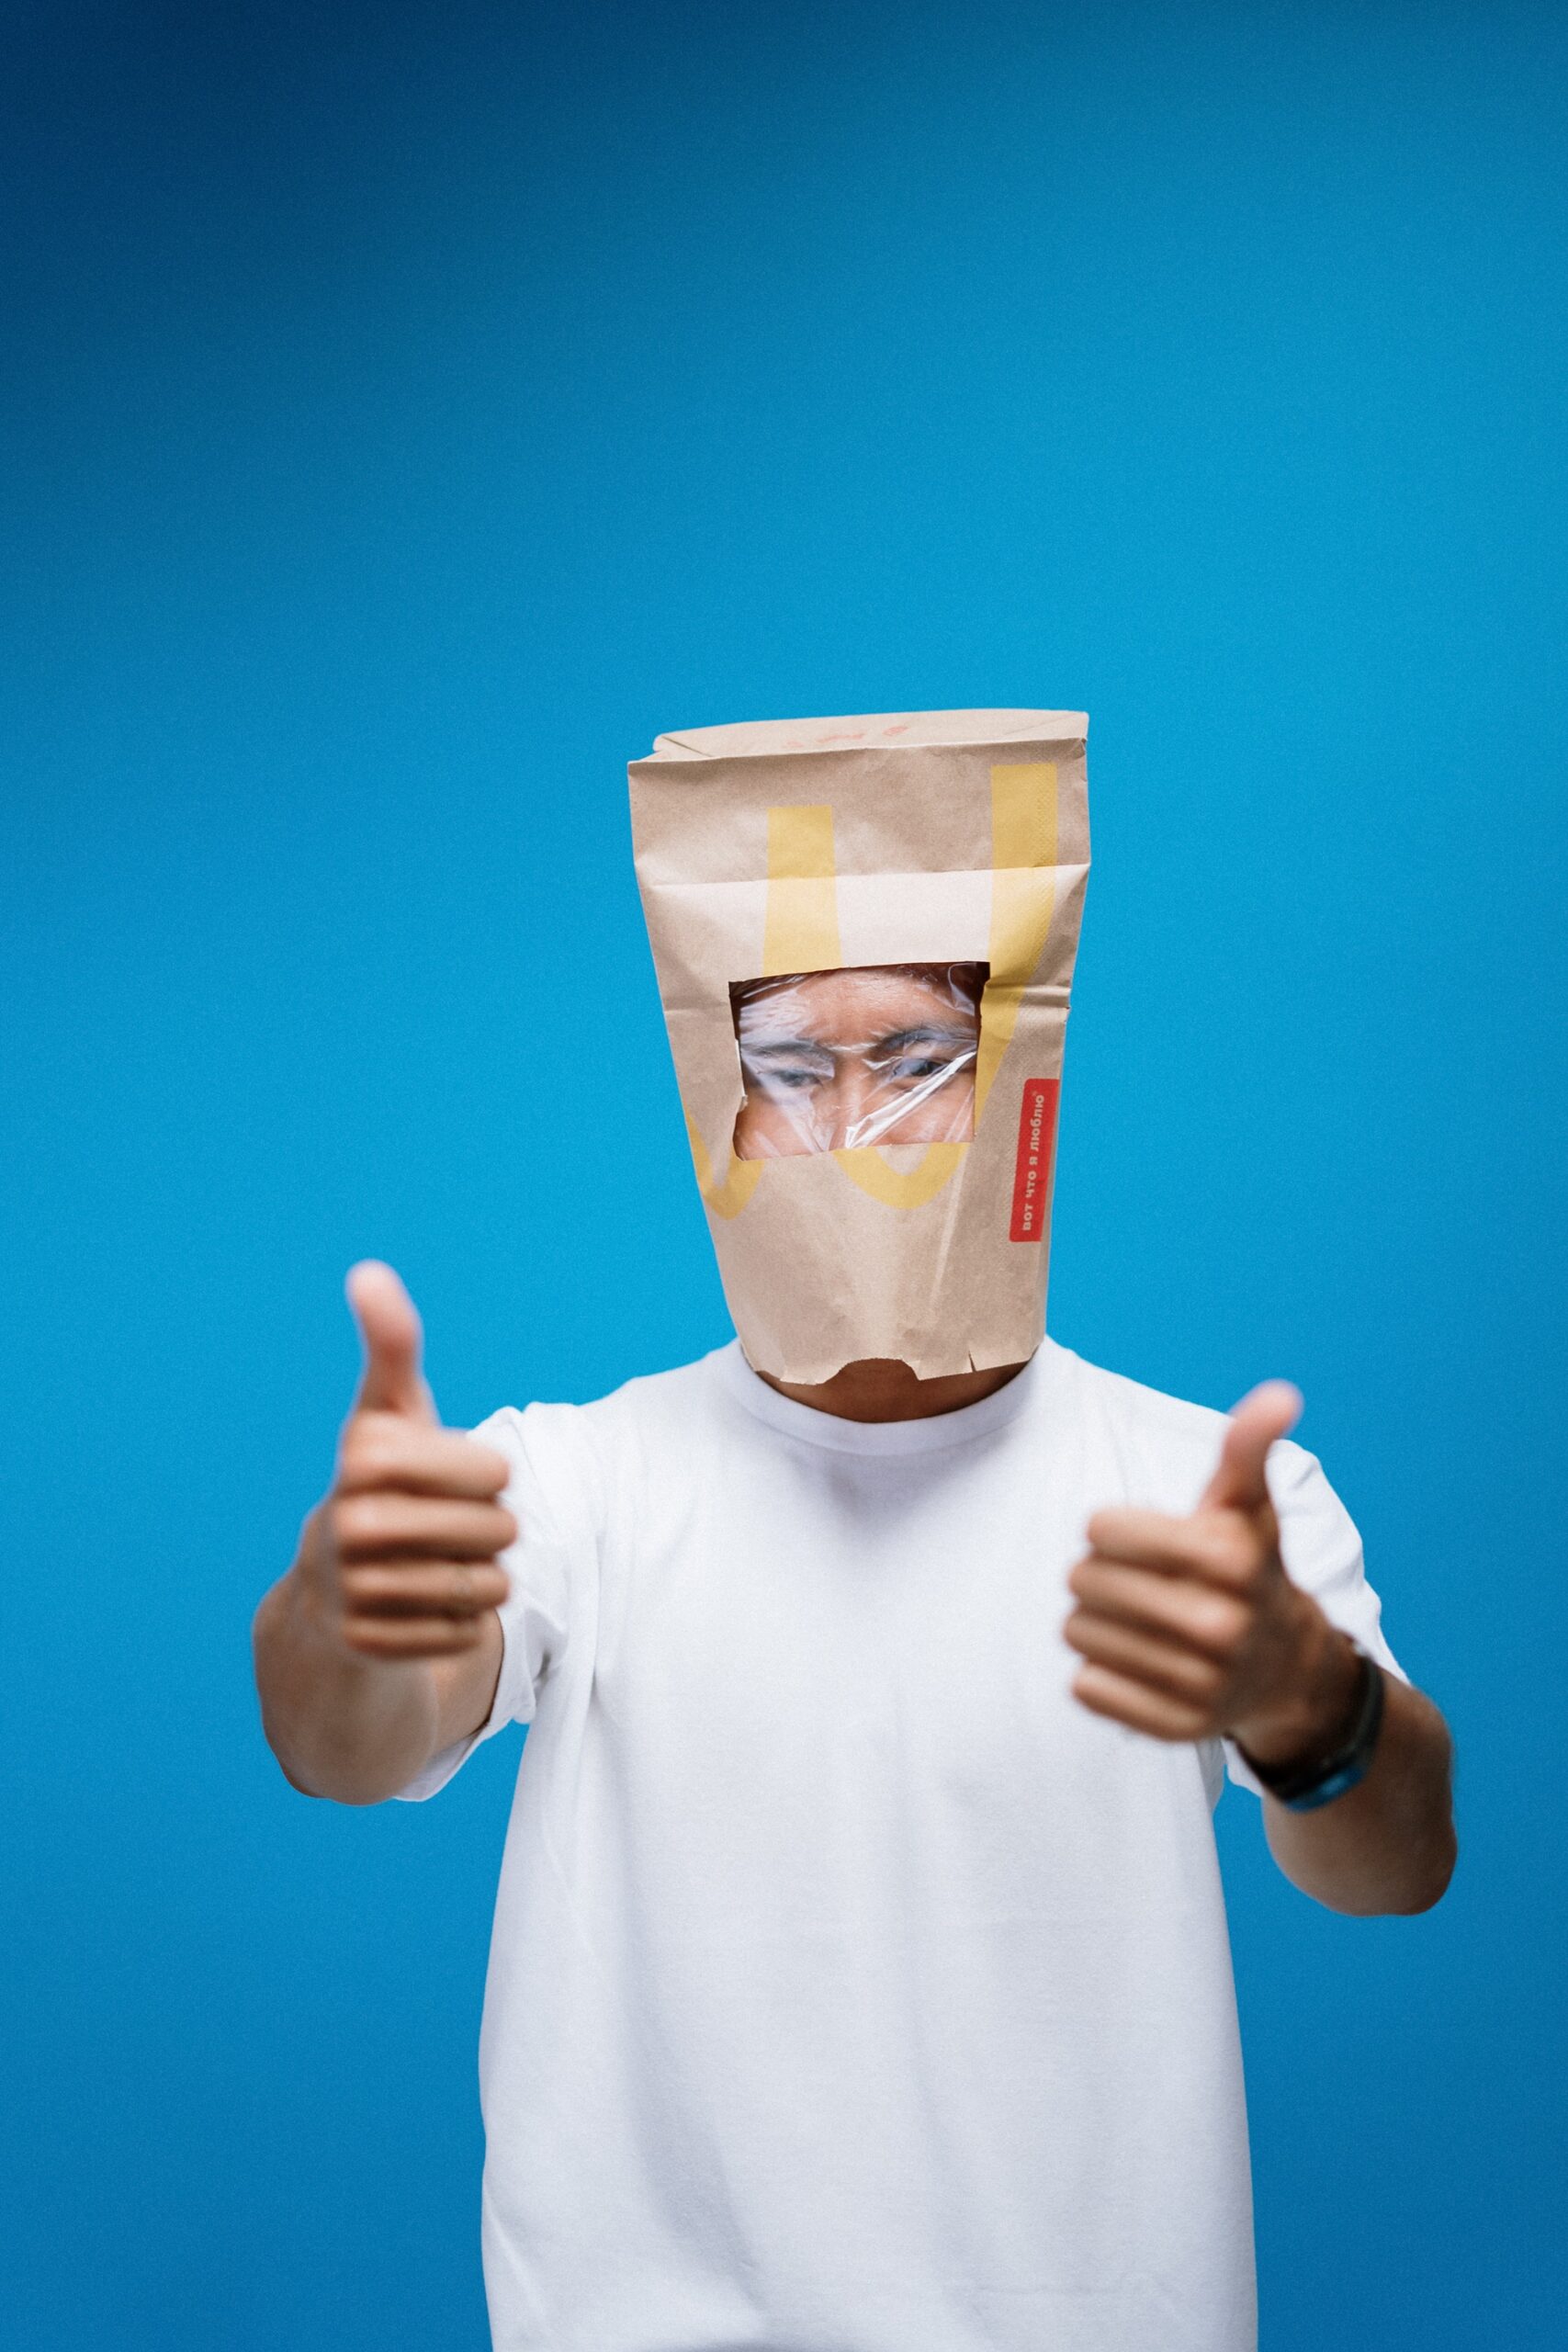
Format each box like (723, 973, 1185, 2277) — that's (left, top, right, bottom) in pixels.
(1064, 1382, 1360, 1766)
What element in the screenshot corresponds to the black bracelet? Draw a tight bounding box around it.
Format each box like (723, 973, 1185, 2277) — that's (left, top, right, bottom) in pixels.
(1239, 1645, 1386, 1813)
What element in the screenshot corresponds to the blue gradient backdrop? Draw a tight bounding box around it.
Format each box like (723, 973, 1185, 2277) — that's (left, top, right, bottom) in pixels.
(4, 4, 1564, 2346)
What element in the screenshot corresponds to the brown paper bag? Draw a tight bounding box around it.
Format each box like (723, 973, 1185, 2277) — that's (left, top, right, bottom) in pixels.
(628, 709, 1090, 1382)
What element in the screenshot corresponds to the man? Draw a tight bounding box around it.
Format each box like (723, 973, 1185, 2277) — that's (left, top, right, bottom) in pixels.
(254, 710, 1455, 2352)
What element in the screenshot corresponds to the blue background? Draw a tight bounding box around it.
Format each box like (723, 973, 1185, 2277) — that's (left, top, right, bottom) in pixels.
(4, 3, 1563, 2344)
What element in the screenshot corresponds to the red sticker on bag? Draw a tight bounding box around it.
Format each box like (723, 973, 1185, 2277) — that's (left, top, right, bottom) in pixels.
(1009, 1079, 1060, 1242)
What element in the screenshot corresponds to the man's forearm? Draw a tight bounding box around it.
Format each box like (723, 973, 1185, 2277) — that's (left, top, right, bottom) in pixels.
(253, 1568, 441, 1806)
(1259, 1673, 1456, 1916)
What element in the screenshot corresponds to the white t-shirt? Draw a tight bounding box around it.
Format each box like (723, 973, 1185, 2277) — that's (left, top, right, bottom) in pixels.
(397, 1336, 1403, 2352)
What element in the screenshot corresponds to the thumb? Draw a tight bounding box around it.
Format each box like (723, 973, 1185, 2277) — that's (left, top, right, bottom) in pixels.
(344, 1260, 437, 1422)
(1200, 1379, 1302, 1514)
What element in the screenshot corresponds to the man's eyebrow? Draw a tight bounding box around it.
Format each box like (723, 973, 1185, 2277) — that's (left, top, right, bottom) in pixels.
(739, 1024, 977, 1059)
(739, 1035, 836, 1060)
(874, 1023, 977, 1053)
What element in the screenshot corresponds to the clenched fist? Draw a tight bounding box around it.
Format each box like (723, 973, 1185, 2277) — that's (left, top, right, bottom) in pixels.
(299, 1261, 517, 1662)
(1064, 1381, 1360, 1769)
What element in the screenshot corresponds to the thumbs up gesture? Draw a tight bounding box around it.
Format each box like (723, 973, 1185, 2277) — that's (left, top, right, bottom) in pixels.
(300, 1261, 517, 1661)
(1064, 1383, 1359, 1764)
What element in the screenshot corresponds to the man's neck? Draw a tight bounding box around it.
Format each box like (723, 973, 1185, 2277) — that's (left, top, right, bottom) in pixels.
(755, 1354, 1031, 1424)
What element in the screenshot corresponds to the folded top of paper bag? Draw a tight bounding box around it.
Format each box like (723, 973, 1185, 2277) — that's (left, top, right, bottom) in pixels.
(645, 709, 1089, 761)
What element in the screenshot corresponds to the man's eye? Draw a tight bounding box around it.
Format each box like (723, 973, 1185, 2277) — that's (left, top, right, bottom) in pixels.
(750, 1061, 826, 1091)
(890, 1056, 952, 1082)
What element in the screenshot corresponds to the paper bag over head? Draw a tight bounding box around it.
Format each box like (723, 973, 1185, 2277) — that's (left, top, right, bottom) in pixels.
(628, 709, 1091, 1383)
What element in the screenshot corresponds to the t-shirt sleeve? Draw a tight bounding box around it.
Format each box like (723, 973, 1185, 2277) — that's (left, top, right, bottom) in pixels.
(1222, 1436, 1407, 1798)
(392, 1403, 592, 1803)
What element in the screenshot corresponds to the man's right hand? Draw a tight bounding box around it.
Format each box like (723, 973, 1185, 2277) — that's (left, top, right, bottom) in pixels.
(296, 1261, 517, 1660)
(253, 1262, 517, 1802)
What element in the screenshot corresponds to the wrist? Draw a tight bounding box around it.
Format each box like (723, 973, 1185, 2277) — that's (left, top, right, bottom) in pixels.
(1229, 1600, 1362, 1772)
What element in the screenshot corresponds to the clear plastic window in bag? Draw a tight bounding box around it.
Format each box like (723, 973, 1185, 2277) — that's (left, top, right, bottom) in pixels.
(729, 962, 989, 1160)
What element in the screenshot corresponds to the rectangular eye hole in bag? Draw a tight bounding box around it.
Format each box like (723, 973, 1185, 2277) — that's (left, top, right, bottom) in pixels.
(729, 962, 989, 1159)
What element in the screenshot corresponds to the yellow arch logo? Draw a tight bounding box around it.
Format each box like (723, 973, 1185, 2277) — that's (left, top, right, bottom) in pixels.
(695, 763, 1057, 1217)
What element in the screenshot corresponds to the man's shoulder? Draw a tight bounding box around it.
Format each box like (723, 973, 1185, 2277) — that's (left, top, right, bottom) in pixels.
(1047, 1339, 1327, 1509)
(588, 1338, 734, 1411)
(1048, 1337, 1230, 1448)
(470, 1343, 733, 1476)
(458, 1351, 728, 1552)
